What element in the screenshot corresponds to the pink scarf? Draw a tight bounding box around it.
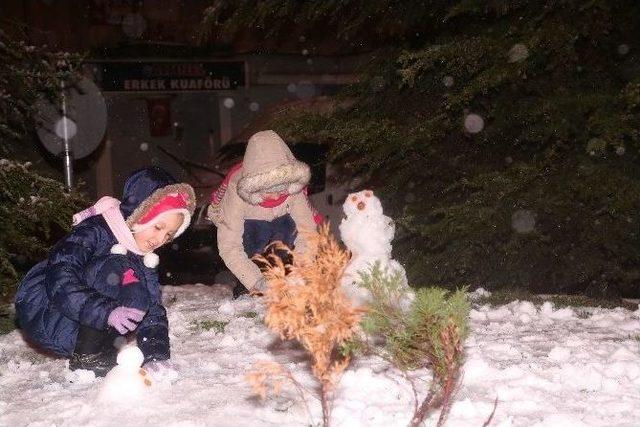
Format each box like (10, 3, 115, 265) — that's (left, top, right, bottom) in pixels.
(72, 196, 145, 256)
(259, 193, 289, 208)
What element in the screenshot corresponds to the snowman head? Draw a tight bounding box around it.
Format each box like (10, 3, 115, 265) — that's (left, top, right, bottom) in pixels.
(343, 190, 384, 219)
(116, 345, 145, 370)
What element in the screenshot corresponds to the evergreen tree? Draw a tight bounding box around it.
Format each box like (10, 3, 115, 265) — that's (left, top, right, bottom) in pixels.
(202, 1, 640, 297)
(0, 27, 86, 301)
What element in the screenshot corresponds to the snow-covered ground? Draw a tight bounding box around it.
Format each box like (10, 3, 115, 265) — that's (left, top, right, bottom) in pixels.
(1, 285, 639, 427)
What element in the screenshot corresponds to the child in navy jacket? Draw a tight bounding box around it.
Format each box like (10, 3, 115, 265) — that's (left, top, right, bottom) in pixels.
(15, 167, 195, 376)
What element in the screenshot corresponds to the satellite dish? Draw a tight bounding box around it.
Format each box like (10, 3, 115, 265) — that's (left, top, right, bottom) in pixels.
(36, 77, 107, 160)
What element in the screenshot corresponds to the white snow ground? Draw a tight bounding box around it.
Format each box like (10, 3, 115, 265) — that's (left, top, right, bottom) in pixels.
(1, 285, 639, 427)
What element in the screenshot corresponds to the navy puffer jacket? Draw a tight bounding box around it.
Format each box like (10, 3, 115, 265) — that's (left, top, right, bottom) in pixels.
(15, 167, 180, 362)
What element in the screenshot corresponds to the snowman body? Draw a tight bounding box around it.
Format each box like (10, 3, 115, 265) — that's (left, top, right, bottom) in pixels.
(339, 190, 412, 307)
(98, 346, 152, 403)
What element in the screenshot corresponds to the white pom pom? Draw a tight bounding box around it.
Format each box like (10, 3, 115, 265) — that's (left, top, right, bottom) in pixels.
(143, 252, 159, 268)
(110, 243, 127, 255)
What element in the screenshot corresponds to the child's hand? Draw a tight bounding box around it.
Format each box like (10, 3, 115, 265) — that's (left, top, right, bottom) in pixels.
(144, 359, 178, 381)
(145, 359, 175, 372)
(250, 277, 268, 295)
(107, 306, 146, 334)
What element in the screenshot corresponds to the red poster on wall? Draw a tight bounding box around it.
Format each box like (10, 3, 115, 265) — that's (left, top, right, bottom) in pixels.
(146, 98, 171, 137)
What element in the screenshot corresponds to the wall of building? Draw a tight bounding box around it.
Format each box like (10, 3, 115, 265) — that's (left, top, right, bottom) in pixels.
(4, 0, 368, 229)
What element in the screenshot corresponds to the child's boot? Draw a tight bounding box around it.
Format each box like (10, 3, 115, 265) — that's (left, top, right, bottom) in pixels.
(69, 325, 117, 377)
(69, 351, 117, 377)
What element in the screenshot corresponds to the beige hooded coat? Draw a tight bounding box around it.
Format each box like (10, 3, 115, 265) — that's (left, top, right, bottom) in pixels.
(207, 130, 318, 290)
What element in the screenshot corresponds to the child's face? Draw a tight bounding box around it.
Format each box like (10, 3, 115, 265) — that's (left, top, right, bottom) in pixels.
(133, 212, 184, 252)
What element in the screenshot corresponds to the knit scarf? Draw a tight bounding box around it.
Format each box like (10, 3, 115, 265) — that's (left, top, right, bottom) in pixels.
(259, 193, 289, 208)
(72, 196, 159, 268)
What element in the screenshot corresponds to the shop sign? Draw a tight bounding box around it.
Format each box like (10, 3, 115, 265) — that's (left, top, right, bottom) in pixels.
(92, 61, 246, 92)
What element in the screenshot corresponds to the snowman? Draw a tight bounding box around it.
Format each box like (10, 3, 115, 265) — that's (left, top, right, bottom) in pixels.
(98, 345, 152, 403)
(339, 190, 413, 308)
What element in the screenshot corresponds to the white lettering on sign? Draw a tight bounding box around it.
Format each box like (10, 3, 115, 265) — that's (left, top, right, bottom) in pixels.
(123, 78, 234, 91)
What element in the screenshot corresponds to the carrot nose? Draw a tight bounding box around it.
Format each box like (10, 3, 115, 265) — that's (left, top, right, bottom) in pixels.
(357, 201, 366, 210)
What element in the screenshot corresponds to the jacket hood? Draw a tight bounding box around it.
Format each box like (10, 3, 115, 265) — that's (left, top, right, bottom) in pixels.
(120, 166, 196, 228)
(237, 130, 311, 205)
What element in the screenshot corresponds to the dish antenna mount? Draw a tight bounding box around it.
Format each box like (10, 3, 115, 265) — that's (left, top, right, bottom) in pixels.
(36, 77, 107, 191)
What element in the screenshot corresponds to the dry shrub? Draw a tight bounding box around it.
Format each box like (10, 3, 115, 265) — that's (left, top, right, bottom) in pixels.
(249, 224, 364, 427)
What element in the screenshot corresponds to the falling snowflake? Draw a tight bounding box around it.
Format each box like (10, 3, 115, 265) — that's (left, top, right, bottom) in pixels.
(54, 117, 77, 139)
(464, 113, 485, 134)
(508, 44, 529, 63)
(442, 76, 454, 87)
(616, 146, 625, 156)
(107, 272, 120, 286)
(617, 44, 630, 55)
(295, 81, 316, 100)
(139, 142, 149, 152)
(287, 83, 297, 93)
(586, 138, 607, 156)
(512, 210, 536, 234)
(249, 102, 260, 112)
(223, 98, 235, 109)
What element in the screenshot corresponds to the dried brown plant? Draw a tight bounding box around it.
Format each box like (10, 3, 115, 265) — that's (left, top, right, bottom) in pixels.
(250, 224, 364, 427)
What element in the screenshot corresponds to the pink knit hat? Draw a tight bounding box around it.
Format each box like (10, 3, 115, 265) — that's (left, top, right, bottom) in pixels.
(130, 192, 191, 237)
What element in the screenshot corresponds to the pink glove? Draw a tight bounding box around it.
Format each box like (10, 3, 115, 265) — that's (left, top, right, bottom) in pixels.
(107, 306, 146, 334)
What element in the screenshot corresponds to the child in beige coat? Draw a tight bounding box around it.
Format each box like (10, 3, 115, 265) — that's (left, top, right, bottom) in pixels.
(207, 130, 322, 297)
